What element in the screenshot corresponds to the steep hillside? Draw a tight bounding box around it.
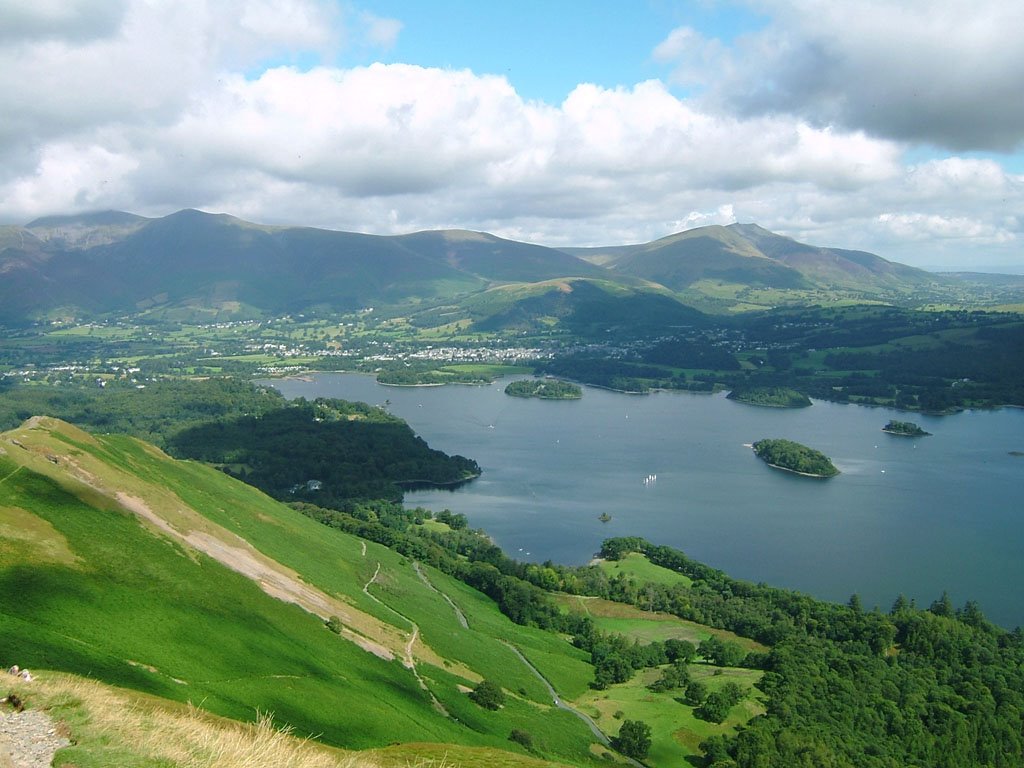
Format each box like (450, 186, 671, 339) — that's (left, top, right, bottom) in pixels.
(564, 223, 947, 304)
(462, 278, 708, 336)
(566, 225, 809, 291)
(0, 417, 603, 765)
(0, 210, 601, 323)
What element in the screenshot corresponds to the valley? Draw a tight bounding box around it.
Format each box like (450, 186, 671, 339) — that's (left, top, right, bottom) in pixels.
(2, 210, 1024, 767)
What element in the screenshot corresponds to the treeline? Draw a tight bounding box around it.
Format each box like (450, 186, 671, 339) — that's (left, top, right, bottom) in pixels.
(591, 538, 1024, 768)
(536, 357, 713, 394)
(290, 491, 1024, 766)
(727, 387, 811, 408)
(375, 366, 491, 386)
(643, 338, 741, 370)
(0, 378, 284, 446)
(293, 498, 1024, 766)
(169, 398, 481, 503)
(504, 379, 582, 399)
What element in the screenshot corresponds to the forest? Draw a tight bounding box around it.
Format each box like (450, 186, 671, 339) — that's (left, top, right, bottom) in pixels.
(504, 378, 582, 399)
(0, 379, 480, 503)
(168, 398, 481, 502)
(726, 387, 812, 408)
(752, 438, 839, 477)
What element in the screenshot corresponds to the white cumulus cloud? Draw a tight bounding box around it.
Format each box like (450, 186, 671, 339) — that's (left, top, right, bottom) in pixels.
(0, 0, 1021, 271)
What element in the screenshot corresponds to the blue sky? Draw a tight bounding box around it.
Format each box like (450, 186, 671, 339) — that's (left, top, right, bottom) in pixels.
(342, 1, 767, 103)
(1, 0, 1022, 271)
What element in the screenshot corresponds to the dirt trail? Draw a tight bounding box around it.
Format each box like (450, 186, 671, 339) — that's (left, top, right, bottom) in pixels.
(362, 562, 449, 717)
(0, 708, 70, 768)
(116, 492, 396, 662)
(413, 561, 469, 629)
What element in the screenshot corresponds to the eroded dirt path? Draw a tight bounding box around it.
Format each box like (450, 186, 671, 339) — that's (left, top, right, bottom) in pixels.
(413, 561, 469, 629)
(116, 492, 397, 662)
(0, 708, 69, 768)
(362, 562, 449, 717)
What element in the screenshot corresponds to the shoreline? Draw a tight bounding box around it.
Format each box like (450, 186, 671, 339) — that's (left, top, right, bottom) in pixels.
(761, 460, 838, 479)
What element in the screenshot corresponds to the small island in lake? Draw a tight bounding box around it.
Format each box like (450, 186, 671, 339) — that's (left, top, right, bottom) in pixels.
(504, 379, 582, 400)
(727, 386, 812, 408)
(882, 420, 931, 437)
(752, 438, 839, 477)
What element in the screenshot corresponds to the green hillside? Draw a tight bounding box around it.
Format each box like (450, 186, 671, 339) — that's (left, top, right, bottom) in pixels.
(0, 415, 775, 766)
(0, 418, 600, 764)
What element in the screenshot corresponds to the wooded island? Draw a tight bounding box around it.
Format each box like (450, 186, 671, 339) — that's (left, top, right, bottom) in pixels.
(883, 420, 931, 436)
(752, 438, 839, 477)
(504, 379, 583, 399)
(728, 387, 812, 408)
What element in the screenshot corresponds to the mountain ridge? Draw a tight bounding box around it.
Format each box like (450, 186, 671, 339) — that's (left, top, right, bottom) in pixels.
(0, 209, 977, 324)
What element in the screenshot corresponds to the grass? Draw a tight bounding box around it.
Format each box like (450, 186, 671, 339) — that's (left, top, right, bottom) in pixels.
(555, 595, 767, 653)
(0, 454, 459, 750)
(3, 670, 571, 768)
(5, 671, 365, 768)
(1, 417, 773, 766)
(0, 418, 607, 765)
(597, 552, 693, 588)
(575, 666, 764, 767)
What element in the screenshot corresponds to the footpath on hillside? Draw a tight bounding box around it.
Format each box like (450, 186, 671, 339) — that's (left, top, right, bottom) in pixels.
(1, 669, 70, 768)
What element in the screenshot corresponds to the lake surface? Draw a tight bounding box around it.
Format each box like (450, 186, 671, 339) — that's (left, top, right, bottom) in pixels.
(264, 374, 1024, 628)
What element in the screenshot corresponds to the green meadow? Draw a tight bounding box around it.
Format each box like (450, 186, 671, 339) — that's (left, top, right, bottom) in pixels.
(578, 665, 764, 766)
(0, 420, 607, 765)
(598, 551, 693, 588)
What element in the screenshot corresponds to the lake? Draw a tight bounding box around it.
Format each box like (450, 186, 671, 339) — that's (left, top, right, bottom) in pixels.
(263, 374, 1024, 628)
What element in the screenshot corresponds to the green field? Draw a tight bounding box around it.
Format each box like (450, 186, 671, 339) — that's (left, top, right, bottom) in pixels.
(578, 665, 764, 766)
(556, 594, 766, 653)
(598, 552, 693, 588)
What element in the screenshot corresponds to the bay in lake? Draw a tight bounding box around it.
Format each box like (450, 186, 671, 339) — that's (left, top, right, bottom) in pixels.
(264, 373, 1024, 628)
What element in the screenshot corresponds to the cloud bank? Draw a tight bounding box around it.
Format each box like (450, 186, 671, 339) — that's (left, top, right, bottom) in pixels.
(0, 0, 1021, 270)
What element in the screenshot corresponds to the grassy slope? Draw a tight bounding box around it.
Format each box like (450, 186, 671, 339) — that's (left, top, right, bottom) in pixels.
(0, 418, 602, 765)
(557, 594, 765, 653)
(1, 419, 768, 766)
(598, 552, 693, 588)
(3, 670, 569, 768)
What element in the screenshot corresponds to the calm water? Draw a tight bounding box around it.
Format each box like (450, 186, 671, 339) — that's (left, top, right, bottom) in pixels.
(264, 374, 1024, 628)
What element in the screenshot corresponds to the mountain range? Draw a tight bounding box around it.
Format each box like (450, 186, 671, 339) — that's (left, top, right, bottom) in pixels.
(0, 209, 962, 325)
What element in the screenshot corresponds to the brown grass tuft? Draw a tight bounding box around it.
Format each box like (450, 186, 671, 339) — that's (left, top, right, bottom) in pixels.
(25, 673, 379, 768)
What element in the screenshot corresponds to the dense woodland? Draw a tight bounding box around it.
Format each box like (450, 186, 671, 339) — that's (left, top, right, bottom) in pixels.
(0, 378, 283, 445)
(0, 380, 479, 502)
(883, 420, 930, 436)
(504, 378, 582, 399)
(752, 438, 839, 477)
(168, 398, 480, 502)
(727, 387, 812, 408)
(536, 357, 714, 393)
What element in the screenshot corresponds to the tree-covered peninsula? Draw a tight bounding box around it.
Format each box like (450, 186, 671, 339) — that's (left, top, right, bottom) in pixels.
(504, 378, 582, 399)
(752, 438, 839, 477)
(727, 386, 812, 408)
(168, 397, 481, 502)
(883, 419, 931, 436)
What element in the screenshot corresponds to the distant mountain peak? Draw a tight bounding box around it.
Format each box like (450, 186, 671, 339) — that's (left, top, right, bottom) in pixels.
(26, 210, 148, 229)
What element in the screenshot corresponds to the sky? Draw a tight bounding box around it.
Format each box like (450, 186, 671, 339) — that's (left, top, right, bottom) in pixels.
(1, 1, 1022, 272)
